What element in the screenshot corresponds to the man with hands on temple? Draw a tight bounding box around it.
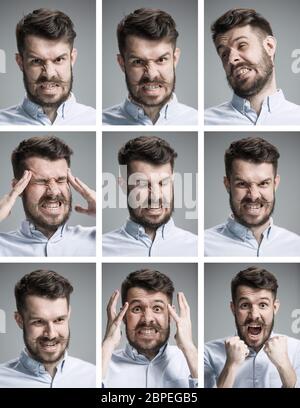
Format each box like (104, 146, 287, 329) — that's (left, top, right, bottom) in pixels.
(102, 269, 198, 388)
(204, 267, 300, 388)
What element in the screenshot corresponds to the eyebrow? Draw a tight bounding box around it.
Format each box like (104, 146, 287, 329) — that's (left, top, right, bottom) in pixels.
(238, 297, 271, 302)
(233, 177, 272, 183)
(31, 176, 67, 182)
(217, 36, 249, 54)
(128, 299, 166, 306)
(26, 52, 69, 60)
(29, 314, 68, 320)
(128, 52, 171, 60)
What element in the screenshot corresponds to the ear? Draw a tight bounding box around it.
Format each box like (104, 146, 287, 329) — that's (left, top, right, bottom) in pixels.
(263, 35, 277, 60)
(273, 298, 280, 315)
(71, 48, 78, 66)
(274, 174, 280, 191)
(173, 47, 181, 67)
(230, 301, 235, 316)
(15, 53, 24, 72)
(224, 176, 230, 193)
(14, 312, 24, 329)
(117, 54, 125, 73)
(118, 176, 127, 194)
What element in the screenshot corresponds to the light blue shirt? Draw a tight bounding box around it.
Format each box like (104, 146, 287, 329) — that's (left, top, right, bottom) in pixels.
(102, 94, 198, 125)
(0, 94, 96, 125)
(204, 334, 300, 388)
(0, 350, 96, 388)
(102, 218, 198, 257)
(204, 89, 300, 125)
(204, 216, 300, 257)
(0, 220, 96, 257)
(104, 343, 198, 388)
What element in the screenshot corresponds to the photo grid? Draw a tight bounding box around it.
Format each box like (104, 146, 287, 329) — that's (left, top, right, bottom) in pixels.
(0, 0, 299, 399)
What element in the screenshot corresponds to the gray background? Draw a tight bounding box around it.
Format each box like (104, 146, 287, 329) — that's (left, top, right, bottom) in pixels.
(102, 262, 198, 349)
(205, 0, 300, 108)
(102, 0, 198, 109)
(205, 131, 300, 235)
(205, 263, 300, 342)
(0, 263, 96, 364)
(0, 0, 96, 109)
(102, 131, 198, 234)
(0, 132, 96, 231)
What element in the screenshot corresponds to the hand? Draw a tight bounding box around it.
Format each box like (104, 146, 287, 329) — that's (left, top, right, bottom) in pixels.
(103, 289, 128, 350)
(168, 292, 198, 378)
(264, 336, 296, 388)
(0, 170, 31, 222)
(67, 169, 96, 216)
(225, 336, 250, 367)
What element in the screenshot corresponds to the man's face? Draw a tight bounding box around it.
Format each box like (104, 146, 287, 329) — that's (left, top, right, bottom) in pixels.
(231, 286, 279, 351)
(15, 295, 70, 365)
(126, 160, 174, 230)
(124, 287, 170, 359)
(224, 159, 279, 229)
(215, 25, 275, 98)
(118, 36, 180, 108)
(20, 157, 72, 234)
(16, 35, 77, 108)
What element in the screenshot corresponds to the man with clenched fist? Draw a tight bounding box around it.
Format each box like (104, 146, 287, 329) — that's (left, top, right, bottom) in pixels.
(204, 267, 300, 388)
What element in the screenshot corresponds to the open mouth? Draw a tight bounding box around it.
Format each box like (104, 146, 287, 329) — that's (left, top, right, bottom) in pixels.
(247, 325, 262, 337)
(234, 67, 252, 79)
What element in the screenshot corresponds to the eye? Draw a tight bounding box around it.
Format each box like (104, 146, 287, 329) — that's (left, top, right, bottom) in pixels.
(153, 306, 162, 313)
(55, 56, 65, 63)
(55, 317, 66, 323)
(132, 306, 142, 313)
(30, 58, 43, 66)
(32, 320, 43, 326)
(236, 181, 247, 188)
(238, 42, 248, 50)
(136, 180, 148, 188)
(157, 56, 168, 64)
(240, 303, 249, 309)
(259, 303, 268, 309)
(131, 59, 144, 66)
(33, 180, 48, 186)
(259, 181, 270, 187)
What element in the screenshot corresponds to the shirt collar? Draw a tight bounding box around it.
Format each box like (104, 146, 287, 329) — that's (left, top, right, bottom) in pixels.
(20, 219, 66, 241)
(124, 217, 175, 240)
(125, 342, 168, 363)
(227, 215, 273, 241)
(123, 93, 178, 121)
(231, 89, 285, 115)
(20, 349, 67, 376)
(21, 93, 77, 120)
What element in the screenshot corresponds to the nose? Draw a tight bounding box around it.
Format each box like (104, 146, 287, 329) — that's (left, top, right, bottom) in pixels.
(249, 305, 260, 320)
(228, 48, 241, 66)
(144, 61, 159, 81)
(149, 183, 161, 205)
(141, 308, 155, 325)
(43, 322, 57, 339)
(42, 61, 57, 79)
(246, 183, 261, 201)
(46, 179, 61, 196)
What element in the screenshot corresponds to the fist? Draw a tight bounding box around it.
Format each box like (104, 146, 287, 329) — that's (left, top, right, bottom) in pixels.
(264, 336, 289, 367)
(225, 336, 250, 366)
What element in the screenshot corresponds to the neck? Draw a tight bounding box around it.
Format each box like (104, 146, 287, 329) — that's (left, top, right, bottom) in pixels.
(144, 227, 157, 241)
(34, 224, 59, 239)
(249, 219, 271, 243)
(42, 106, 58, 123)
(245, 74, 277, 114)
(142, 105, 163, 124)
(44, 362, 58, 378)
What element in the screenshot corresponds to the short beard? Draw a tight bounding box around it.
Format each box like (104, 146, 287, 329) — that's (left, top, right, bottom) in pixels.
(22, 194, 72, 234)
(128, 195, 174, 231)
(229, 191, 275, 229)
(125, 68, 176, 108)
(227, 47, 274, 98)
(235, 314, 274, 351)
(126, 325, 170, 358)
(23, 326, 70, 365)
(23, 67, 73, 109)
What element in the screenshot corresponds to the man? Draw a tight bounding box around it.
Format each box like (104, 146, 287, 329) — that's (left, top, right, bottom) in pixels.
(0, 135, 96, 256)
(102, 8, 198, 125)
(102, 136, 197, 256)
(205, 8, 300, 125)
(0, 8, 96, 125)
(102, 269, 198, 388)
(204, 137, 300, 256)
(204, 267, 300, 388)
(0, 269, 95, 388)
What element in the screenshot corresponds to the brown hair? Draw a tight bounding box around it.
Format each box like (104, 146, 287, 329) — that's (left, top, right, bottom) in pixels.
(225, 137, 280, 179)
(231, 266, 278, 303)
(211, 8, 273, 42)
(11, 135, 73, 180)
(16, 8, 76, 55)
(121, 269, 174, 304)
(118, 136, 177, 174)
(117, 8, 178, 56)
(15, 269, 74, 314)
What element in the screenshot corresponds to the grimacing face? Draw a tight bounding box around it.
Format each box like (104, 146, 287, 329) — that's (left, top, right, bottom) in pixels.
(126, 160, 174, 231)
(215, 25, 275, 98)
(15, 295, 70, 365)
(224, 159, 279, 229)
(16, 35, 77, 108)
(231, 285, 279, 352)
(118, 36, 180, 108)
(124, 287, 171, 359)
(19, 157, 72, 234)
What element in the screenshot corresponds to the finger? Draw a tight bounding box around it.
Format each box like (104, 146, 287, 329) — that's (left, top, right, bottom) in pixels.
(68, 169, 94, 199)
(74, 205, 89, 214)
(114, 302, 129, 326)
(177, 292, 189, 317)
(107, 290, 120, 319)
(10, 170, 32, 199)
(167, 304, 180, 323)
